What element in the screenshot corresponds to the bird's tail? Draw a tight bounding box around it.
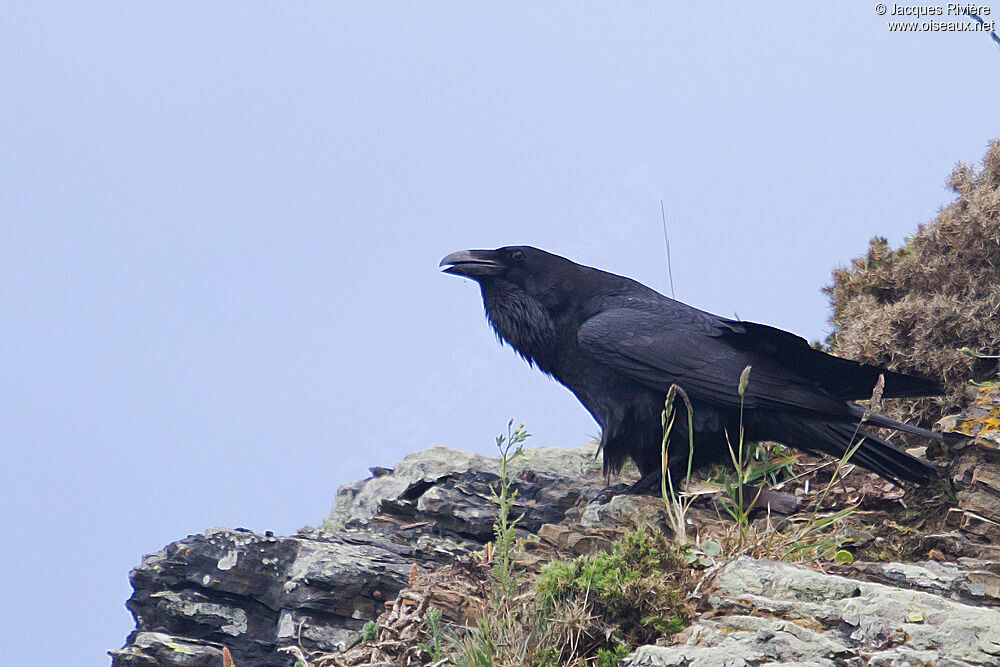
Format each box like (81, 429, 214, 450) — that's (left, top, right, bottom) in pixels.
(845, 404, 944, 442)
(785, 418, 937, 485)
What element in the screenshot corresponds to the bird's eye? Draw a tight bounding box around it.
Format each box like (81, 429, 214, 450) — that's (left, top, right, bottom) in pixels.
(511, 250, 525, 262)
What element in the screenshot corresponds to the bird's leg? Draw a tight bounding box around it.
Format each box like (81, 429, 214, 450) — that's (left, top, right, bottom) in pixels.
(603, 452, 691, 499)
(590, 471, 662, 504)
(627, 469, 663, 495)
(626, 452, 689, 497)
(590, 481, 631, 505)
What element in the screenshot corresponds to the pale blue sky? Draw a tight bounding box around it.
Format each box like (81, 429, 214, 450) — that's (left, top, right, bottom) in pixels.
(2, 3, 998, 664)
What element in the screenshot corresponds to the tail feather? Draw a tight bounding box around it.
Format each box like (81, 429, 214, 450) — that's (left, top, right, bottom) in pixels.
(787, 419, 936, 485)
(846, 405, 943, 442)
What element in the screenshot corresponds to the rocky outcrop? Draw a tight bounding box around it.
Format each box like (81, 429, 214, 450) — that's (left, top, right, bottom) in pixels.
(325, 443, 609, 541)
(624, 557, 1000, 666)
(111, 444, 611, 666)
(113, 389, 1000, 666)
(111, 528, 420, 666)
(848, 559, 1000, 608)
(937, 385, 1000, 549)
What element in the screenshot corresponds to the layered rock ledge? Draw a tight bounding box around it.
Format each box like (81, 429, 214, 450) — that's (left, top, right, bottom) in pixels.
(112, 389, 1000, 665)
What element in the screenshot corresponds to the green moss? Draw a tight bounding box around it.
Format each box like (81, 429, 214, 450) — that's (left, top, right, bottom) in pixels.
(595, 643, 629, 666)
(536, 528, 691, 652)
(361, 620, 377, 643)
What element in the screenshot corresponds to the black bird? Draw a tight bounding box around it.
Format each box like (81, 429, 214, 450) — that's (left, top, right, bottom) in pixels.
(441, 246, 942, 490)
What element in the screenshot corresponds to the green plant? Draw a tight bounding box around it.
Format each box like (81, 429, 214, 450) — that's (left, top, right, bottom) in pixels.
(748, 379, 889, 563)
(535, 527, 690, 658)
(457, 424, 698, 666)
(418, 607, 446, 662)
(678, 537, 722, 568)
(697, 368, 865, 562)
(453, 419, 532, 667)
(751, 441, 798, 485)
(660, 384, 696, 543)
(718, 366, 759, 546)
(777, 377, 886, 561)
(491, 419, 530, 604)
(361, 620, 377, 643)
(595, 643, 629, 666)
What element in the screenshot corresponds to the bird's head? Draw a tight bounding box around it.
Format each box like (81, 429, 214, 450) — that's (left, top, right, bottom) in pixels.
(440, 246, 580, 366)
(439, 246, 581, 307)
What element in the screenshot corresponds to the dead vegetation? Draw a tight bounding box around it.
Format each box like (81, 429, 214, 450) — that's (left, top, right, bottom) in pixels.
(825, 139, 1000, 426)
(306, 529, 699, 667)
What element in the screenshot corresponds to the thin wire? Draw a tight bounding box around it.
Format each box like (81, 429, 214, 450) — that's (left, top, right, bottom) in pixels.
(661, 200, 676, 299)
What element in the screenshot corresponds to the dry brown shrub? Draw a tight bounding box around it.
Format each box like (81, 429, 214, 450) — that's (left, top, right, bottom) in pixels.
(825, 140, 1000, 425)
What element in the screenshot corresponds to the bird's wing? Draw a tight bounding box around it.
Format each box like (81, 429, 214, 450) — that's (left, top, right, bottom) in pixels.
(719, 319, 942, 399)
(577, 305, 844, 414)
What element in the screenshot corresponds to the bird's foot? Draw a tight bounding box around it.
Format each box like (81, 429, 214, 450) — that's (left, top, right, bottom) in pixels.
(591, 482, 630, 505)
(627, 471, 663, 495)
(591, 471, 662, 504)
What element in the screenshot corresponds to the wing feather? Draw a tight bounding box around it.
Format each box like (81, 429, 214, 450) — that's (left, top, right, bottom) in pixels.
(577, 304, 845, 415)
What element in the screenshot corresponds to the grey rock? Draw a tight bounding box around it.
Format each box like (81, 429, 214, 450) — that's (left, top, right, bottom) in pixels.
(625, 613, 850, 666)
(580, 492, 667, 528)
(109, 632, 225, 666)
(326, 443, 608, 541)
(849, 559, 1000, 608)
(146, 591, 247, 637)
(115, 438, 1000, 667)
(114, 444, 609, 666)
(936, 385, 1000, 549)
(626, 557, 1000, 666)
(112, 527, 422, 666)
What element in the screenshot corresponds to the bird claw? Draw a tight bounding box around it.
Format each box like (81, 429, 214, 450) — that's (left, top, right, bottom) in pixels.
(627, 471, 663, 495)
(591, 472, 663, 504)
(590, 482, 630, 505)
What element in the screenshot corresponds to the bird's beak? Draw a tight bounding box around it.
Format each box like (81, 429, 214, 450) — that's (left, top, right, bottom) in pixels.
(439, 249, 503, 278)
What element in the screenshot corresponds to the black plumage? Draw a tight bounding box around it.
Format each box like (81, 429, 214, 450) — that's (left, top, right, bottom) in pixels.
(441, 246, 942, 487)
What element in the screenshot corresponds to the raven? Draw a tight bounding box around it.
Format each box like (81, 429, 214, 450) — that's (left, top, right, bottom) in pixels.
(441, 246, 942, 489)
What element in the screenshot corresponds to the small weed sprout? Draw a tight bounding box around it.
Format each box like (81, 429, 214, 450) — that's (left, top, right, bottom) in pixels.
(491, 419, 530, 604)
(808, 374, 883, 517)
(704, 367, 863, 561)
(596, 643, 629, 666)
(455, 418, 532, 666)
(751, 441, 797, 486)
(361, 620, 377, 643)
(660, 384, 696, 543)
(778, 377, 887, 562)
(417, 607, 446, 662)
(720, 366, 760, 547)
